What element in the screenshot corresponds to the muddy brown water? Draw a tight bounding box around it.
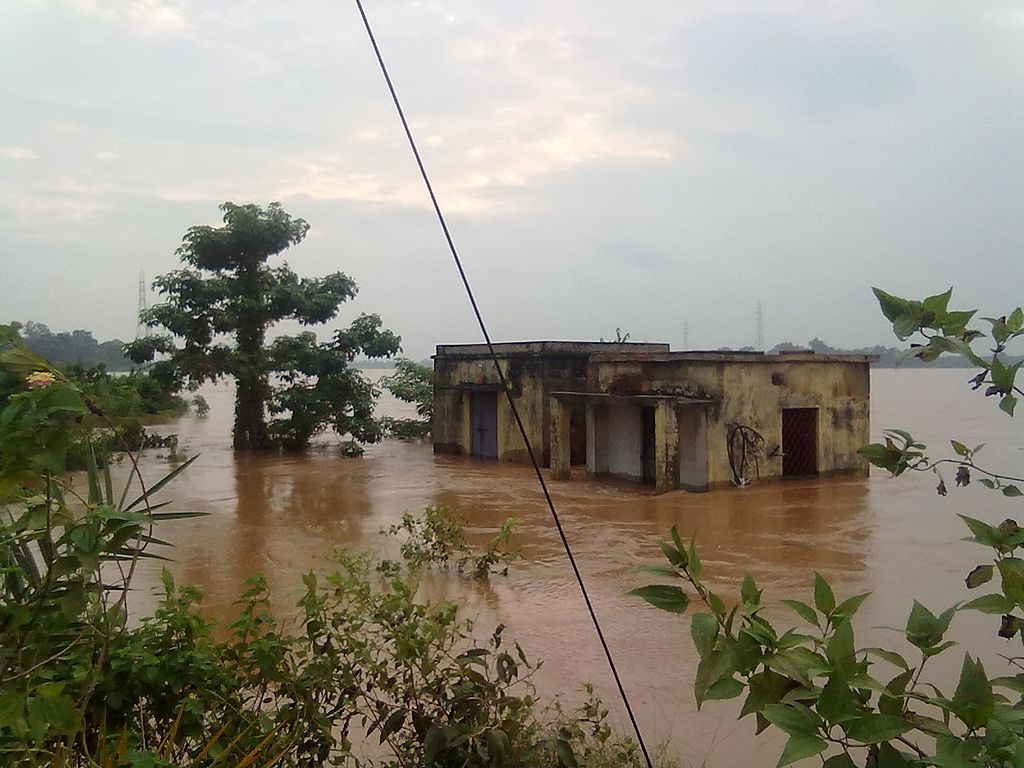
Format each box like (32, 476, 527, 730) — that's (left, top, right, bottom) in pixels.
(118, 369, 1023, 767)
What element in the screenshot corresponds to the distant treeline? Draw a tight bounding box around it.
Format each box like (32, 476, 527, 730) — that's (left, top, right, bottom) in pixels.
(765, 338, 1022, 368)
(356, 357, 433, 369)
(9, 321, 132, 370)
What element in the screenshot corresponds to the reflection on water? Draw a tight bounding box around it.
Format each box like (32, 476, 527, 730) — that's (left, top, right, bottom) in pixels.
(121, 369, 1023, 767)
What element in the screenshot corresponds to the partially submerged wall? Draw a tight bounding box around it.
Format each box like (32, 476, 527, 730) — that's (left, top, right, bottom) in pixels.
(591, 354, 871, 487)
(433, 342, 669, 466)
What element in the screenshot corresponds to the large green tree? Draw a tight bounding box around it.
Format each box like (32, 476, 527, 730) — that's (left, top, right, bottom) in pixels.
(126, 202, 400, 451)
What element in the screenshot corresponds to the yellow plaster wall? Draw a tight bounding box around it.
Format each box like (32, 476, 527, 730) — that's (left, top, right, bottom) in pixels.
(595, 359, 871, 487)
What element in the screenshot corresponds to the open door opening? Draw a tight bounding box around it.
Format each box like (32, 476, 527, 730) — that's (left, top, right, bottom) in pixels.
(569, 406, 587, 466)
(469, 391, 498, 460)
(782, 407, 818, 477)
(640, 406, 656, 484)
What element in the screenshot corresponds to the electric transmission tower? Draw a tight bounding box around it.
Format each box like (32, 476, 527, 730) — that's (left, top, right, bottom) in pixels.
(755, 300, 764, 350)
(136, 271, 148, 339)
(683, 321, 690, 350)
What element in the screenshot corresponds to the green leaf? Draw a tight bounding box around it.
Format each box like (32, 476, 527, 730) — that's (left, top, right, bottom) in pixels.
(379, 710, 406, 743)
(780, 599, 819, 627)
(1008, 307, 1024, 332)
(423, 725, 446, 765)
(691, 613, 719, 661)
(826, 618, 856, 675)
(761, 702, 822, 737)
(843, 713, 913, 743)
(875, 742, 914, 767)
(633, 563, 681, 578)
(965, 564, 994, 589)
(863, 647, 910, 671)
(124, 453, 200, 512)
(556, 739, 579, 768)
(1000, 395, 1017, 417)
(822, 755, 858, 768)
(998, 558, 1024, 603)
(834, 592, 871, 620)
(1003, 484, 1023, 497)
(873, 288, 913, 323)
(486, 729, 509, 762)
(951, 440, 970, 457)
(951, 654, 993, 729)
(818, 675, 857, 725)
(741, 574, 761, 607)
(766, 648, 823, 687)
(0, 346, 55, 375)
(958, 515, 1001, 548)
(741, 670, 796, 718)
(704, 676, 744, 701)
(776, 734, 828, 767)
(814, 572, 836, 615)
(657, 540, 687, 568)
(629, 584, 689, 613)
(905, 600, 955, 649)
(923, 288, 953, 316)
(695, 649, 736, 708)
(26, 693, 81, 740)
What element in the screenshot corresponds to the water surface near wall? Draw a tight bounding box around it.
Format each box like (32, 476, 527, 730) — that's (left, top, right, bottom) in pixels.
(121, 369, 1023, 767)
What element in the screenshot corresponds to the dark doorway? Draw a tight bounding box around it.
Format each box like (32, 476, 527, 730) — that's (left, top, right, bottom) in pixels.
(469, 391, 498, 459)
(782, 407, 818, 477)
(640, 406, 656, 484)
(569, 406, 587, 466)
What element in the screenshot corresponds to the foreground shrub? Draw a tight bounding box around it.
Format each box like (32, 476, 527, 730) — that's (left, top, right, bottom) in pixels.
(0, 345, 664, 767)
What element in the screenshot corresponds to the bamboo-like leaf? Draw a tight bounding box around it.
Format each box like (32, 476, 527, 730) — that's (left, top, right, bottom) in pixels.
(123, 454, 199, 512)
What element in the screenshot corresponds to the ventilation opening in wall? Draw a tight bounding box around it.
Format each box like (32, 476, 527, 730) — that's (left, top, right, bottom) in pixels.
(782, 407, 819, 477)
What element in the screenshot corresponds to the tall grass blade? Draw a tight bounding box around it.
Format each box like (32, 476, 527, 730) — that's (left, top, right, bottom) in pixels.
(124, 454, 199, 512)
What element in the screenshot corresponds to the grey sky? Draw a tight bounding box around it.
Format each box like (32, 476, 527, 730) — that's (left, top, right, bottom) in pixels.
(1, 0, 1022, 360)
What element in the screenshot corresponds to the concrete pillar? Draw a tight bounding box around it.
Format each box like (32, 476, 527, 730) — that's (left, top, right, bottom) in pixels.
(655, 400, 679, 494)
(550, 398, 571, 480)
(587, 404, 608, 475)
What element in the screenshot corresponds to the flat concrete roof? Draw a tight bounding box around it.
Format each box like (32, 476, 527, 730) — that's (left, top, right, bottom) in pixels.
(588, 351, 878, 364)
(435, 341, 671, 357)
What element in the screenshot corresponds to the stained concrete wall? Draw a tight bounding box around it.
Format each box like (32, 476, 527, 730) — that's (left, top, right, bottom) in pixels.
(592, 354, 871, 488)
(433, 342, 668, 466)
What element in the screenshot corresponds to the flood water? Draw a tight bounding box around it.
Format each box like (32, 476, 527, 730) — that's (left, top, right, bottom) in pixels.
(120, 369, 1023, 767)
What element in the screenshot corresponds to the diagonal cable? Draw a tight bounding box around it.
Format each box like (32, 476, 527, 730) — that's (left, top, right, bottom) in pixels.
(353, 3, 654, 766)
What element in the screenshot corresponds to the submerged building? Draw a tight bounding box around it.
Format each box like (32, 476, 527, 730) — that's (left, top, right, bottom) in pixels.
(432, 342, 874, 494)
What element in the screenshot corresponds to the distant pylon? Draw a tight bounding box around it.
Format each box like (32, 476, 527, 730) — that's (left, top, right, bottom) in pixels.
(136, 271, 148, 339)
(683, 321, 689, 350)
(755, 300, 764, 350)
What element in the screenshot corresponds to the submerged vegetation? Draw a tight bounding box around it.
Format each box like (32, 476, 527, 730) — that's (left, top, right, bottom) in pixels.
(380, 358, 434, 440)
(635, 288, 1024, 767)
(0, 341, 665, 767)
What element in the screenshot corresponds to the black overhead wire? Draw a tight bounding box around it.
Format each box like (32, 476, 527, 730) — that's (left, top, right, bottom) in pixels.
(353, 3, 655, 767)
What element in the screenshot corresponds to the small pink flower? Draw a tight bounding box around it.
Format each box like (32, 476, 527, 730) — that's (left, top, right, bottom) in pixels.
(25, 371, 56, 390)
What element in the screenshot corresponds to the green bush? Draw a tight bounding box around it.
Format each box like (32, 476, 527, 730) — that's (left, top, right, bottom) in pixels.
(634, 289, 1024, 767)
(0, 342, 665, 768)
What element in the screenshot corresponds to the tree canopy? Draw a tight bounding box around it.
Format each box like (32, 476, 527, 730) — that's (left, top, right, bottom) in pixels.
(126, 202, 400, 450)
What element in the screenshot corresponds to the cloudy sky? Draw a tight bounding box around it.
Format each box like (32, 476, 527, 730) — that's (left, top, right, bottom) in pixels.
(1, 1, 1022, 359)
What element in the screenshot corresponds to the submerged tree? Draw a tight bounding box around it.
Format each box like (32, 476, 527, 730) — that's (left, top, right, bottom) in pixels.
(126, 202, 400, 450)
(380, 358, 434, 439)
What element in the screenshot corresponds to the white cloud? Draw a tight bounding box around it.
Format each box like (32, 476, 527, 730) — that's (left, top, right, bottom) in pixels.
(0, 147, 39, 160)
(92, 150, 121, 161)
(63, 0, 186, 35)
